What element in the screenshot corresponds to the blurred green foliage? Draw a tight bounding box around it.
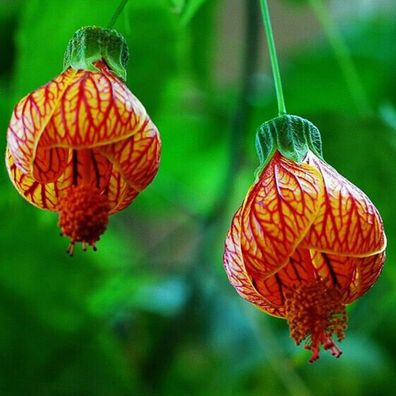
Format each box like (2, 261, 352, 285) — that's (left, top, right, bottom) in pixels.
(1, 0, 396, 395)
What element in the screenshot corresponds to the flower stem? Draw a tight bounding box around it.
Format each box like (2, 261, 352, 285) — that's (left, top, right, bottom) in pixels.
(308, 0, 373, 116)
(259, 0, 287, 116)
(108, 0, 129, 29)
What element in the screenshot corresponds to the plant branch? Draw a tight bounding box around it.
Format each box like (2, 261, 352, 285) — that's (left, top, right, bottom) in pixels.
(108, 0, 129, 29)
(260, 0, 287, 116)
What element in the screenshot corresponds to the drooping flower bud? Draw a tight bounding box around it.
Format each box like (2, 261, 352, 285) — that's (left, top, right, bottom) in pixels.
(6, 26, 161, 254)
(224, 115, 386, 362)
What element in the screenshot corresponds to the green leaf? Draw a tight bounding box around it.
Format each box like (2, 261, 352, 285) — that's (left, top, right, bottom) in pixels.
(63, 26, 129, 81)
(255, 122, 276, 169)
(255, 114, 323, 174)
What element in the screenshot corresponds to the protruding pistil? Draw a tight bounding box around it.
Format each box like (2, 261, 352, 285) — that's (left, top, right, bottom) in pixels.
(284, 279, 347, 363)
(57, 185, 110, 255)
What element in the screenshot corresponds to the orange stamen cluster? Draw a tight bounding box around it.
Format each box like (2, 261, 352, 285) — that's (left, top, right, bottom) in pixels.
(57, 185, 110, 255)
(284, 279, 347, 363)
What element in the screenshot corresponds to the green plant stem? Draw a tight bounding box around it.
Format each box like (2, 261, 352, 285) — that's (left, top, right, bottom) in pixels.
(259, 0, 287, 116)
(108, 0, 129, 29)
(308, 0, 373, 115)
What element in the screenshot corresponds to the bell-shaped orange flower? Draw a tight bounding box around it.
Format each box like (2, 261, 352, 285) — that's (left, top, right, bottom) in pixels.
(224, 115, 386, 362)
(6, 27, 160, 254)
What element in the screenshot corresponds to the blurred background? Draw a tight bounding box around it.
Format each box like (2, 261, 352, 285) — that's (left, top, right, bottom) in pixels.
(1, 0, 396, 394)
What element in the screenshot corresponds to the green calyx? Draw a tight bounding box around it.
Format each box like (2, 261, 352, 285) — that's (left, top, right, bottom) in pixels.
(255, 114, 323, 175)
(63, 26, 129, 81)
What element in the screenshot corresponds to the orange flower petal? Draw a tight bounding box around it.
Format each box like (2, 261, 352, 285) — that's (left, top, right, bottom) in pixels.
(310, 250, 358, 290)
(302, 152, 386, 256)
(249, 248, 385, 311)
(342, 251, 385, 303)
(98, 119, 161, 192)
(40, 63, 149, 149)
(7, 68, 77, 174)
(59, 149, 112, 190)
(6, 148, 59, 210)
(224, 209, 283, 317)
(239, 153, 323, 276)
(106, 172, 139, 214)
(247, 248, 317, 314)
(32, 126, 69, 183)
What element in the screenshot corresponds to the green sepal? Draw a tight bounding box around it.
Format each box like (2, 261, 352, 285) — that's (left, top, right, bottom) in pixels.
(63, 26, 129, 81)
(255, 114, 323, 177)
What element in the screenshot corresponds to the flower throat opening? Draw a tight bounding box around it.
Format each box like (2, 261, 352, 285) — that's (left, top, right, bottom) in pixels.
(284, 279, 347, 363)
